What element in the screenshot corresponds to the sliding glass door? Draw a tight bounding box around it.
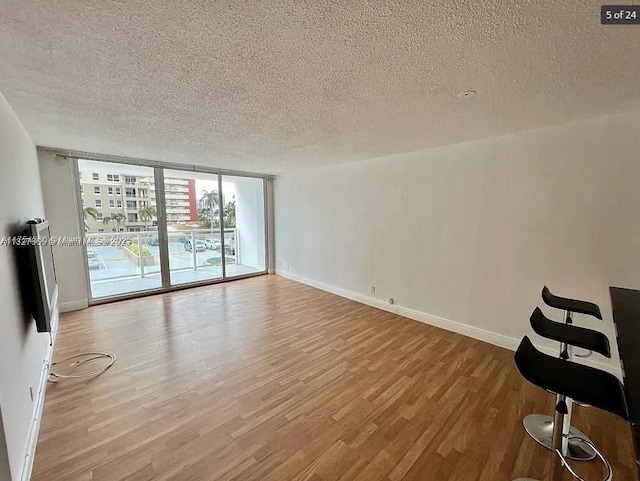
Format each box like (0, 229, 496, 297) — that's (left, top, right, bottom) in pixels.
(162, 170, 223, 286)
(78, 158, 268, 300)
(78, 159, 161, 298)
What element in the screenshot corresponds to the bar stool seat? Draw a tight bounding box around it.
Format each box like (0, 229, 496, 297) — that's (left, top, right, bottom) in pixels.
(542, 286, 603, 320)
(513, 336, 628, 481)
(530, 307, 611, 358)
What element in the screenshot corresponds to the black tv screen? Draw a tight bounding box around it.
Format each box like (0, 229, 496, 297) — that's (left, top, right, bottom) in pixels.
(28, 219, 58, 332)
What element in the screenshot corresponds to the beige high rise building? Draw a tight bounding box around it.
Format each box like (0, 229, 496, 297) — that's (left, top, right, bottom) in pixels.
(79, 165, 197, 232)
(149, 177, 193, 224)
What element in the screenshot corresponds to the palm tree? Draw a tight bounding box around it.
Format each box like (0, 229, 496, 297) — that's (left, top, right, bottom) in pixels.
(224, 201, 236, 228)
(200, 190, 219, 234)
(83, 207, 99, 232)
(102, 215, 114, 231)
(138, 206, 156, 231)
(83, 206, 98, 221)
(111, 212, 126, 232)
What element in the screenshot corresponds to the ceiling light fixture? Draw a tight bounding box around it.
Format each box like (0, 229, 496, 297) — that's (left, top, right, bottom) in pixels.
(457, 90, 477, 98)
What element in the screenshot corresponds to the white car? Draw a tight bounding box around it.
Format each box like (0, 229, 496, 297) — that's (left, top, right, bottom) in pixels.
(205, 238, 220, 250)
(87, 250, 100, 269)
(184, 239, 207, 252)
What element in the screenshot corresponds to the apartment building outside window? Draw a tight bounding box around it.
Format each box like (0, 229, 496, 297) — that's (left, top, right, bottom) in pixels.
(77, 158, 267, 301)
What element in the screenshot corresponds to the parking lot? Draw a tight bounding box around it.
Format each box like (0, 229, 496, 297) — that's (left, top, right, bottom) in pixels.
(88, 241, 230, 282)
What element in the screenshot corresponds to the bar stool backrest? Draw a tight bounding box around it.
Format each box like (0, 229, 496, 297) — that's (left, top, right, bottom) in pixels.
(515, 336, 628, 421)
(542, 286, 603, 320)
(530, 307, 611, 358)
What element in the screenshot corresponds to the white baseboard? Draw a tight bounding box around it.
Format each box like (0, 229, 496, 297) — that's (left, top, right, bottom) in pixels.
(59, 298, 88, 313)
(276, 270, 622, 379)
(19, 307, 58, 481)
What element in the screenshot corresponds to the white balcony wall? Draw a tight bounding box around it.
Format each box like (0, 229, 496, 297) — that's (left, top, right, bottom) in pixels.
(235, 179, 266, 271)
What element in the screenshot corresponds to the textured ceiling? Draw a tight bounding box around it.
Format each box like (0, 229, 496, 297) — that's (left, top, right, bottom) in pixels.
(1, 1, 640, 174)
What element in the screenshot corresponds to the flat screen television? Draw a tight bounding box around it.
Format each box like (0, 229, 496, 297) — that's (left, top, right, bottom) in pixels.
(27, 219, 58, 332)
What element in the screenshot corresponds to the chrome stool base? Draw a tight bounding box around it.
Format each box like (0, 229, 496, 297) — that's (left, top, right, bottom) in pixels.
(523, 414, 596, 461)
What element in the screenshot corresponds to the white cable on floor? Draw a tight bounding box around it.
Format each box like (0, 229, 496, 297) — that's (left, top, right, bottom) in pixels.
(48, 352, 116, 381)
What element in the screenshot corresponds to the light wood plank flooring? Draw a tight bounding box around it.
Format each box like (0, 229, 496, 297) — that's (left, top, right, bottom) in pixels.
(33, 275, 638, 480)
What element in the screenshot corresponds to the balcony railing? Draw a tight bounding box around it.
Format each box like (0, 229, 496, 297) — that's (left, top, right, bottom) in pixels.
(84, 228, 254, 298)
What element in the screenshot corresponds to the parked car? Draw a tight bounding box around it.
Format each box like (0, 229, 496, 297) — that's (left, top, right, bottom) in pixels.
(224, 244, 235, 255)
(184, 239, 207, 252)
(205, 238, 220, 250)
(148, 236, 159, 246)
(87, 250, 100, 269)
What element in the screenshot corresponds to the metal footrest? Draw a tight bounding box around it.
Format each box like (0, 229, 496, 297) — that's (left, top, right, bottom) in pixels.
(555, 436, 612, 481)
(512, 436, 612, 481)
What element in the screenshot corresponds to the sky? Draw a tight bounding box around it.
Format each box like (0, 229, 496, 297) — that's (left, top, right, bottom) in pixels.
(195, 179, 236, 202)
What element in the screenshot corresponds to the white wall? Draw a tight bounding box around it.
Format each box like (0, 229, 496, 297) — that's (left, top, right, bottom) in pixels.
(235, 178, 266, 271)
(0, 92, 54, 480)
(37, 151, 88, 312)
(275, 110, 640, 373)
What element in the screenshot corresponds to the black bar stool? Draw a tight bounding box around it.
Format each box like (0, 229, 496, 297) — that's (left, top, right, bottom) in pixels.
(542, 286, 603, 321)
(513, 336, 628, 481)
(524, 287, 607, 461)
(529, 308, 610, 358)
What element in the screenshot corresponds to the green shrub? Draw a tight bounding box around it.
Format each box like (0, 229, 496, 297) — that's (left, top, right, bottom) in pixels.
(128, 243, 151, 256)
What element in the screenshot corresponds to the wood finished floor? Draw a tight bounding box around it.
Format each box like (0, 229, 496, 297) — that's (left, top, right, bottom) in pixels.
(33, 275, 638, 481)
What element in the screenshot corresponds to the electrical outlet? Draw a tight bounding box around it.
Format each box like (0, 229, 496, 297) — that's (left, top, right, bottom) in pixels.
(29, 386, 34, 403)
(388, 298, 394, 305)
(370, 286, 376, 294)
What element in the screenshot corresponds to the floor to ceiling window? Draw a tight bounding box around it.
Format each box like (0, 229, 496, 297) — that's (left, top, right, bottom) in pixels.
(79, 159, 161, 298)
(162, 169, 223, 286)
(77, 158, 268, 300)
